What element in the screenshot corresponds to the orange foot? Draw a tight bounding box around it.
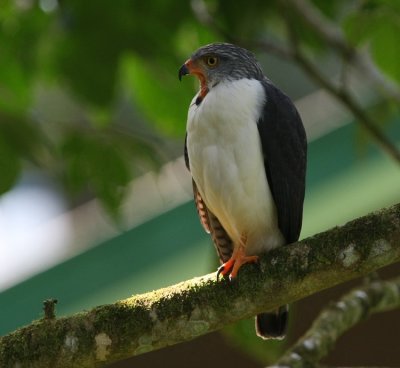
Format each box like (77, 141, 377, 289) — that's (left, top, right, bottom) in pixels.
(217, 235, 259, 281)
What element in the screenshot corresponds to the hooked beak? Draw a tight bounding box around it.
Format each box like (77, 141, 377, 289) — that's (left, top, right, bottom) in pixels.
(178, 59, 207, 85)
(178, 58, 208, 100)
(178, 61, 190, 81)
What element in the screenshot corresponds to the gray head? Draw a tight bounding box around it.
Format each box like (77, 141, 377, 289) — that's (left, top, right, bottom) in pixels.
(179, 43, 264, 93)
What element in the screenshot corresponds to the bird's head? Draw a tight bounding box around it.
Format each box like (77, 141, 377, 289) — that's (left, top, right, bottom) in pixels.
(179, 43, 264, 100)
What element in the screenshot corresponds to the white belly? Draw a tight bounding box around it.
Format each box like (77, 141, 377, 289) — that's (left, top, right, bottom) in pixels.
(187, 79, 284, 254)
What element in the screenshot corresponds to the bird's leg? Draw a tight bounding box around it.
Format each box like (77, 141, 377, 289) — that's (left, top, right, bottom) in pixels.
(217, 247, 238, 281)
(217, 233, 259, 281)
(229, 234, 259, 279)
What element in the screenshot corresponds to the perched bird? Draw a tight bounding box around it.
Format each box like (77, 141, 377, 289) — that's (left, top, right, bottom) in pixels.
(179, 43, 307, 339)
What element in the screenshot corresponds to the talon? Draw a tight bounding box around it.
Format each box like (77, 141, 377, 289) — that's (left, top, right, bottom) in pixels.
(216, 258, 235, 281)
(216, 265, 225, 281)
(215, 240, 259, 280)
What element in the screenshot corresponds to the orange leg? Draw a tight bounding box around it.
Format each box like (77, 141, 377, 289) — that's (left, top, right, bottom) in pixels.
(217, 234, 259, 281)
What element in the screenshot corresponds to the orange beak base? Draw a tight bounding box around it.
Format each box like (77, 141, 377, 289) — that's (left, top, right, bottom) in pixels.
(179, 59, 209, 101)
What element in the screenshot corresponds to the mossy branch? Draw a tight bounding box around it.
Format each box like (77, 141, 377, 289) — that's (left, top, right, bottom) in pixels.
(273, 275, 400, 368)
(1, 203, 400, 368)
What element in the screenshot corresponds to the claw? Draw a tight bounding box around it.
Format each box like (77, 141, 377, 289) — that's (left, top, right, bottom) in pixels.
(216, 258, 235, 281)
(215, 240, 259, 281)
(216, 265, 225, 281)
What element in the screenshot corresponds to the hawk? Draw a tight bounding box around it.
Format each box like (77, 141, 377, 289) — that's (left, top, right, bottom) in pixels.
(179, 43, 307, 339)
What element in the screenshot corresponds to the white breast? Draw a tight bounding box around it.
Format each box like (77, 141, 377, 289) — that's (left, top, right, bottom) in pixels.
(186, 78, 284, 254)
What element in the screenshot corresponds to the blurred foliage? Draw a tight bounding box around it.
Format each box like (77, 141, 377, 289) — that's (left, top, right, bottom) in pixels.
(223, 317, 286, 363)
(61, 131, 131, 215)
(1, 0, 399, 210)
(1, 0, 399, 364)
(343, 0, 400, 83)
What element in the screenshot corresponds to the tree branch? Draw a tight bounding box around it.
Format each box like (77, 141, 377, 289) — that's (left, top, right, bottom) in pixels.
(273, 275, 400, 367)
(1, 203, 400, 367)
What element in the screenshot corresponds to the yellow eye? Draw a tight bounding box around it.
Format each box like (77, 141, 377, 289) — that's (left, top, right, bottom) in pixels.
(206, 56, 218, 67)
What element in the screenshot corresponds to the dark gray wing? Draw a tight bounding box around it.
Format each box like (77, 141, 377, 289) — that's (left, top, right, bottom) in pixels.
(257, 80, 307, 244)
(185, 134, 233, 263)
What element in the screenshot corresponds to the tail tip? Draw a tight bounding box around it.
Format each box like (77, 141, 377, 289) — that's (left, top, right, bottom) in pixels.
(255, 305, 289, 340)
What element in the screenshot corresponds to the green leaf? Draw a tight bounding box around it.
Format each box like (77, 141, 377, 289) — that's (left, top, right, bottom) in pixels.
(370, 20, 400, 83)
(61, 132, 131, 215)
(0, 134, 20, 195)
(0, 115, 43, 160)
(343, 12, 372, 45)
(119, 53, 192, 136)
(0, 3, 50, 114)
(0, 52, 31, 114)
(343, 4, 400, 84)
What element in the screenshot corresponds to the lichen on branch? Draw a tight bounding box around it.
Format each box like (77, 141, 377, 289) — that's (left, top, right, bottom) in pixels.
(274, 275, 400, 367)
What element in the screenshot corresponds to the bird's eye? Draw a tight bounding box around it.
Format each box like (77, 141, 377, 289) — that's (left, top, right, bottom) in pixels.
(206, 56, 218, 67)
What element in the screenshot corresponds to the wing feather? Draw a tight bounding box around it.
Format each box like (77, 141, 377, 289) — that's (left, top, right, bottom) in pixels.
(258, 80, 307, 244)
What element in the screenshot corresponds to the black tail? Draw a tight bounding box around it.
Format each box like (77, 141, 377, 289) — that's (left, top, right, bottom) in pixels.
(255, 304, 289, 340)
